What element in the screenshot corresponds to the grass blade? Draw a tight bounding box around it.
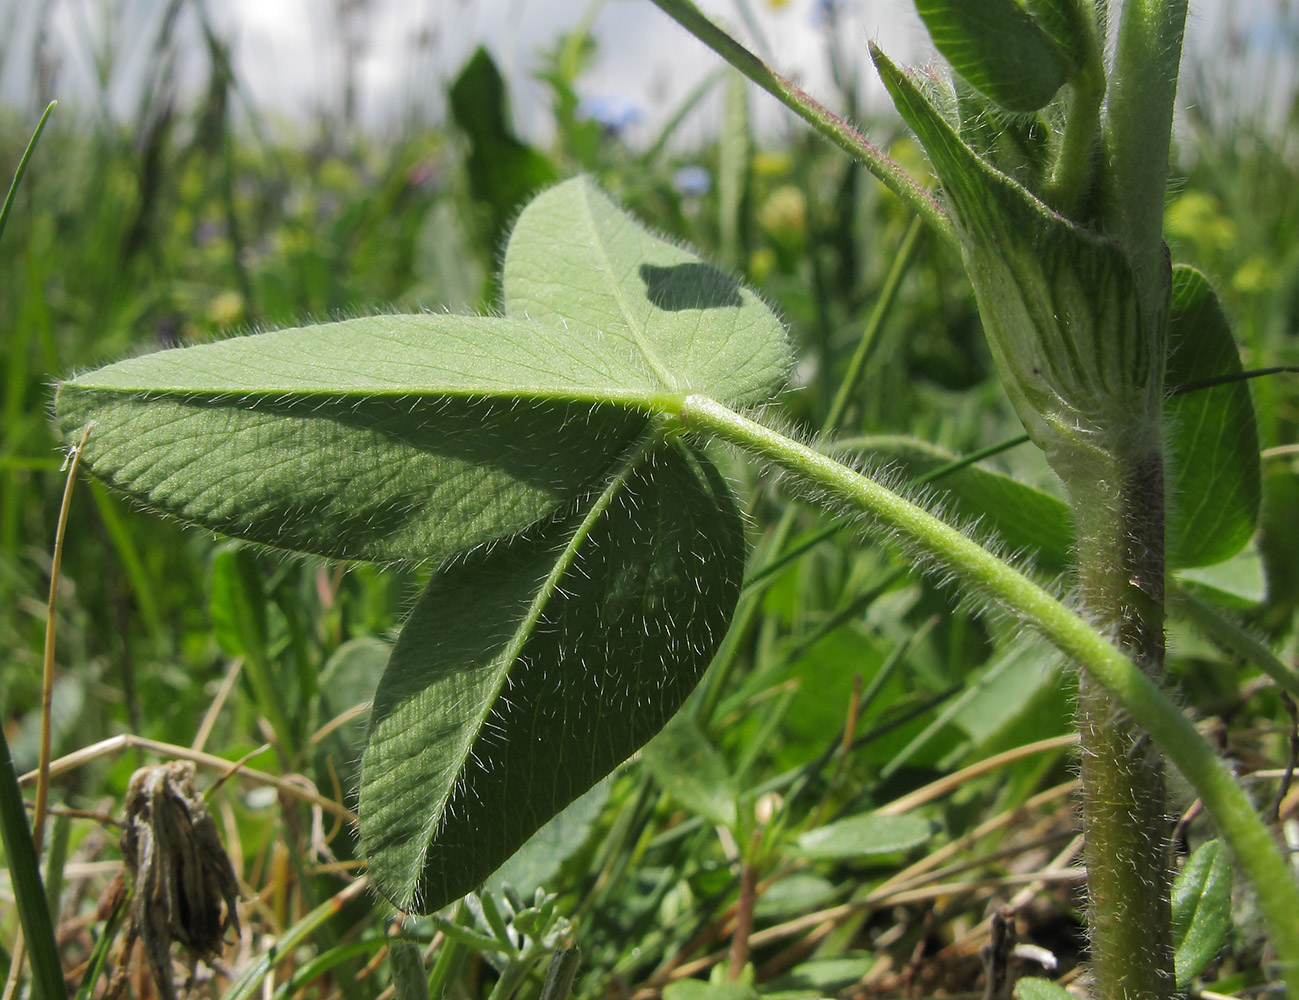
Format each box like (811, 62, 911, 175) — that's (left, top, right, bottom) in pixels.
(0, 727, 64, 1000)
(0, 101, 55, 246)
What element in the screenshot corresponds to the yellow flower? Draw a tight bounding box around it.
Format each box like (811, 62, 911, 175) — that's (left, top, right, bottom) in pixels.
(206, 290, 246, 328)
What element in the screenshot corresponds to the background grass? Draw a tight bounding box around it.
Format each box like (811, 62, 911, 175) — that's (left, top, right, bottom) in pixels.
(2, 3, 1299, 998)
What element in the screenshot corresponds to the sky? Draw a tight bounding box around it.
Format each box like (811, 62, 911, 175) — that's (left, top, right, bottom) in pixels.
(0, 0, 1289, 148)
(204, 0, 936, 142)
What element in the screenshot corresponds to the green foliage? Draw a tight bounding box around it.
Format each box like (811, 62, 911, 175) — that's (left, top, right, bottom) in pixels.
(794, 813, 933, 860)
(914, 0, 1070, 112)
(54, 166, 793, 572)
(1165, 266, 1261, 568)
(0, 729, 63, 1000)
(833, 435, 1073, 572)
(314, 637, 390, 789)
(56, 314, 654, 562)
(872, 43, 1161, 477)
(663, 970, 755, 1000)
(0, 100, 66, 1000)
(361, 441, 745, 911)
(450, 48, 559, 250)
(500, 177, 789, 407)
(210, 544, 269, 663)
(5, 5, 1299, 999)
(56, 176, 790, 913)
(640, 713, 738, 828)
(1172, 839, 1234, 987)
(1022, 0, 1097, 71)
(1014, 977, 1076, 1000)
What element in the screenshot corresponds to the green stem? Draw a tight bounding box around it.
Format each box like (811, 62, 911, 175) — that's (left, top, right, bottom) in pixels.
(1068, 446, 1173, 1000)
(646, 0, 957, 250)
(1082, 4, 1188, 991)
(485, 950, 539, 1000)
(1044, 63, 1104, 216)
(1101, 0, 1188, 322)
(1084, 8, 1188, 984)
(674, 393, 1299, 997)
(694, 215, 923, 725)
(389, 937, 433, 1000)
(1038, 0, 1106, 215)
(242, 648, 298, 762)
(539, 946, 582, 1000)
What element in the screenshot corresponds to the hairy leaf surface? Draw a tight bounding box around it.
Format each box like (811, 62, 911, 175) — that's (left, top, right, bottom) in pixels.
(1022, 0, 1093, 70)
(503, 178, 789, 408)
(873, 45, 1159, 473)
(57, 178, 788, 563)
(55, 177, 787, 914)
(914, 0, 1069, 112)
(359, 438, 745, 913)
(56, 316, 654, 561)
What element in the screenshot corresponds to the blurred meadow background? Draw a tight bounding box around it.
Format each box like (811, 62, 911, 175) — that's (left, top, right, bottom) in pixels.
(2, 1, 1299, 997)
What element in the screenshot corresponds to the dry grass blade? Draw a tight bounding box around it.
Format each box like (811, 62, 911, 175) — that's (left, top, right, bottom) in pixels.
(876, 735, 1078, 817)
(18, 735, 356, 825)
(34, 423, 93, 856)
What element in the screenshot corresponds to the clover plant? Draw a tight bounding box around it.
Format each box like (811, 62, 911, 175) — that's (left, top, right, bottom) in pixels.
(52, 1, 1299, 998)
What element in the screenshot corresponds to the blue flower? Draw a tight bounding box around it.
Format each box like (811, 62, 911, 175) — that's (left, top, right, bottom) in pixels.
(577, 95, 644, 135)
(672, 165, 713, 197)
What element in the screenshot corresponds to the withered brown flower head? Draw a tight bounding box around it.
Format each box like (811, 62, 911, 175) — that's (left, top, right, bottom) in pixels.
(120, 761, 241, 1000)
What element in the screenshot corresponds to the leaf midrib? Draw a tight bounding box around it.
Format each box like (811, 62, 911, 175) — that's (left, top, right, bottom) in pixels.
(60, 382, 685, 414)
(576, 186, 682, 393)
(416, 424, 667, 881)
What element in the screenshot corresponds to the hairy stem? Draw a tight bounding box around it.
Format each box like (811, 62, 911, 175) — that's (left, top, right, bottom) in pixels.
(1044, 62, 1105, 216)
(1087, 2, 1188, 992)
(1101, 0, 1188, 325)
(694, 217, 924, 725)
(674, 393, 1299, 998)
(1070, 447, 1174, 1000)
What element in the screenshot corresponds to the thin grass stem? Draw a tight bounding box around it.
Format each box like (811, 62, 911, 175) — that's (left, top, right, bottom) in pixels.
(34, 424, 92, 857)
(647, 0, 957, 249)
(18, 733, 356, 825)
